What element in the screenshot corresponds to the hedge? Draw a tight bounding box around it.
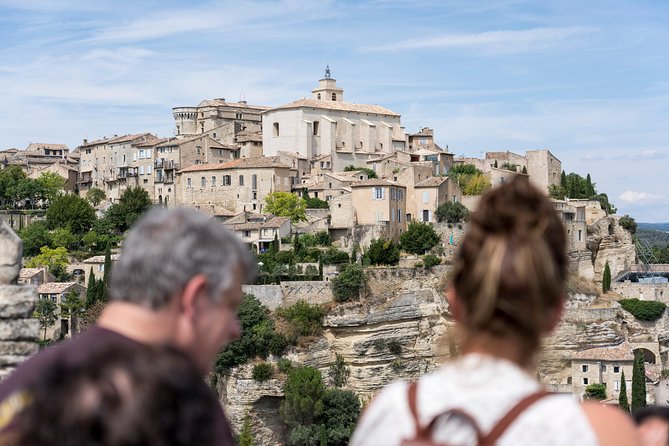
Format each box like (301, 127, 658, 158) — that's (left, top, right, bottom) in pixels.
(619, 298, 666, 321)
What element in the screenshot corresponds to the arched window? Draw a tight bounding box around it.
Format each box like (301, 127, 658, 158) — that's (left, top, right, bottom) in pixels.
(252, 174, 258, 189)
(273, 122, 280, 137)
(317, 93, 321, 100)
(331, 93, 336, 101)
(201, 177, 206, 188)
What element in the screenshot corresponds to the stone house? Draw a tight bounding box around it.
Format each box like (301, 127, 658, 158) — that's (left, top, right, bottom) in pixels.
(18, 267, 54, 286)
(350, 179, 407, 242)
(261, 70, 407, 171)
(176, 157, 293, 215)
(225, 216, 291, 254)
(27, 162, 79, 194)
(78, 253, 121, 282)
(37, 282, 87, 340)
(567, 199, 608, 225)
(413, 177, 462, 223)
(235, 130, 264, 159)
(489, 166, 527, 188)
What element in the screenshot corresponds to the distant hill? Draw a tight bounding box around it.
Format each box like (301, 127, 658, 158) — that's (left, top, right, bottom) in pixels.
(637, 223, 669, 248)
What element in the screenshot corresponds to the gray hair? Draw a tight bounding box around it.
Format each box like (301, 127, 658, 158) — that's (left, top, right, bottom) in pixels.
(108, 207, 256, 309)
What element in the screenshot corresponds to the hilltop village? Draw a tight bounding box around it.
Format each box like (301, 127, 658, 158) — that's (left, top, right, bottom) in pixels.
(1, 69, 667, 444)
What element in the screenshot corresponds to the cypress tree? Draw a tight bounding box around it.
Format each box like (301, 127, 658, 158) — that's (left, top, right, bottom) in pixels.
(632, 350, 647, 411)
(619, 370, 630, 413)
(586, 173, 595, 197)
(560, 170, 567, 189)
(603, 262, 611, 293)
(86, 268, 98, 308)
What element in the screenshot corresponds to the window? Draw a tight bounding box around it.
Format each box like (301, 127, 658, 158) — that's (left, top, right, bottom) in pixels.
(201, 177, 206, 188)
(211, 176, 217, 187)
(390, 188, 396, 200)
(373, 187, 384, 200)
(583, 378, 589, 385)
(252, 174, 257, 189)
(239, 175, 244, 186)
(313, 121, 319, 136)
(244, 230, 250, 238)
(578, 230, 582, 241)
(422, 210, 429, 222)
(391, 207, 395, 222)
(147, 165, 152, 174)
(615, 381, 620, 391)
(397, 189, 403, 201)
(139, 166, 144, 175)
(397, 209, 401, 223)
(253, 192, 257, 200)
(602, 365, 607, 373)
(317, 93, 321, 100)
(187, 177, 192, 188)
(331, 93, 336, 101)
(423, 191, 429, 203)
(98, 264, 104, 272)
(614, 366, 620, 373)
(273, 123, 280, 137)
(236, 112, 242, 119)
(582, 365, 588, 372)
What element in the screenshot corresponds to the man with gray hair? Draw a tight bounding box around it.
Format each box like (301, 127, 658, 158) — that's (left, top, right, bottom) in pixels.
(0, 207, 255, 444)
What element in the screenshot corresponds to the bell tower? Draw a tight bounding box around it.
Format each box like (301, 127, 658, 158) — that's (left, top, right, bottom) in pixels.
(311, 65, 344, 102)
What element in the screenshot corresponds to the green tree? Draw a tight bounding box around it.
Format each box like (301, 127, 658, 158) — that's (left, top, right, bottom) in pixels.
(86, 187, 107, 206)
(435, 201, 469, 223)
(102, 246, 112, 301)
(36, 172, 66, 205)
(60, 289, 85, 335)
(367, 238, 400, 265)
(16, 178, 46, 208)
(18, 221, 52, 257)
(632, 350, 647, 411)
(120, 186, 152, 225)
(332, 263, 366, 302)
(584, 383, 607, 400)
(602, 262, 611, 293)
(585, 173, 596, 197)
(0, 165, 28, 205)
(619, 215, 637, 234)
(33, 299, 58, 343)
(548, 184, 567, 200)
(86, 269, 100, 308)
(305, 196, 329, 209)
(51, 226, 78, 251)
(400, 221, 441, 255)
(343, 165, 378, 179)
(595, 193, 617, 215)
(619, 370, 630, 413)
(319, 388, 361, 445)
(238, 415, 255, 446)
(46, 194, 96, 234)
(26, 246, 70, 281)
(422, 254, 441, 268)
(265, 192, 307, 223)
(329, 353, 350, 388)
(281, 366, 325, 429)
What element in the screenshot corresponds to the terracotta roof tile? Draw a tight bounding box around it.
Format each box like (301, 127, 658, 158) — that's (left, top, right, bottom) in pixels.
(350, 179, 404, 188)
(572, 341, 635, 362)
(415, 177, 449, 188)
(37, 282, 82, 294)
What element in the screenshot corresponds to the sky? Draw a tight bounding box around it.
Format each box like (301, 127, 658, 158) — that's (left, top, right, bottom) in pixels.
(1, 0, 668, 221)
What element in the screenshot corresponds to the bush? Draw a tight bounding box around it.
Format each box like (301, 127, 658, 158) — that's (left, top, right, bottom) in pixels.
(619, 298, 667, 321)
(584, 383, 606, 400)
(367, 238, 400, 265)
(400, 221, 441, 255)
(252, 363, 274, 382)
(276, 300, 325, 339)
(330, 353, 350, 388)
(436, 201, 469, 223)
(619, 215, 637, 234)
(321, 247, 349, 265)
(274, 250, 295, 265)
(422, 254, 441, 268)
(387, 340, 402, 356)
(305, 196, 329, 209)
(332, 264, 366, 302)
(314, 230, 331, 246)
(278, 358, 293, 374)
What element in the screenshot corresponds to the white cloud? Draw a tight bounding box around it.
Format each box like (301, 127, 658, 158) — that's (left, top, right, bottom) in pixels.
(361, 27, 598, 53)
(619, 191, 668, 205)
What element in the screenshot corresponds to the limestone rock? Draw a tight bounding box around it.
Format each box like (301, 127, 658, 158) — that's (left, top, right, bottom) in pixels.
(0, 285, 38, 318)
(0, 221, 22, 285)
(0, 319, 40, 341)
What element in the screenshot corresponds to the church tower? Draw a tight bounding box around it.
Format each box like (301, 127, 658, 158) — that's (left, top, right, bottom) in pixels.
(311, 66, 344, 102)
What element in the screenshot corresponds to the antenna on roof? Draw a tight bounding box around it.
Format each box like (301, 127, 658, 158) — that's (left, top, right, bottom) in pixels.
(324, 65, 331, 79)
(239, 90, 246, 102)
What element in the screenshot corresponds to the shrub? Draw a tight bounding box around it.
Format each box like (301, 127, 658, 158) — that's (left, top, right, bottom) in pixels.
(278, 358, 293, 374)
(391, 358, 405, 371)
(321, 247, 349, 265)
(274, 250, 295, 265)
(367, 238, 400, 265)
(305, 196, 329, 209)
(276, 300, 326, 339)
(332, 264, 366, 302)
(281, 366, 325, 428)
(619, 215, 637, 234)
(436, 201, 469, 223)
(330, 353, 350, 388)
(619, 298, 666, 321)
(372, 339, 386, 351)
(314, 230, 331, 246)
(422, 254, 441, 268)
(252, 363, 274, 382)
(602, 262, 611, 293)
(400, 221, 440, 255)
(584, 383, 606, 400)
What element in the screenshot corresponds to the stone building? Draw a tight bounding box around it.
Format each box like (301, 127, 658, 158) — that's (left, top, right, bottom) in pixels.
(350, 179, 407, 242)
(37, 282, 87, 340)
(413, 177, 462, 223)
(224, 216, 291, 254)
(18, 267, 53, 286)
(261, 69, 407, 171)
(176, 157, 293, 216)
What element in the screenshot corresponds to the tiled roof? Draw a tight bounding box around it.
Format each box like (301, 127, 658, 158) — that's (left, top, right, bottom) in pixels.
(415, 177, 449, 188)
(572, 341, 635, 362)
(179, 157, 290, 173)
(266, 98, 400, 117)
(350, 179, 404, 188)
(80, 133, 153, 148)
(38, 282, 81, 294)
(25, 143, 68, 151)
(19, 268, 45, 279)
(196, 99, 271, 110)
(231, 216, 290, 231)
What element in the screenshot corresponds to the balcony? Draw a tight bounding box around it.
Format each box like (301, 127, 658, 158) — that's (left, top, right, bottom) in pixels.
(156, 159, 178, 170)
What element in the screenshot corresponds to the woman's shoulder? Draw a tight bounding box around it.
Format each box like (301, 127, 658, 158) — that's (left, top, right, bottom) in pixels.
(581, 402, 641, 446)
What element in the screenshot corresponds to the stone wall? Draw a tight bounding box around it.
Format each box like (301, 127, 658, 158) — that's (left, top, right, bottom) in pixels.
(0, 221, 39, 380)
(242, 281, 333, 310)
(612, 281, 669, 302)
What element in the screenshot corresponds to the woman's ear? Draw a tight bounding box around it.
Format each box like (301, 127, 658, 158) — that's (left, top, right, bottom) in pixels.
(446, 287, 463, 322)
(545, 297, 565, 333)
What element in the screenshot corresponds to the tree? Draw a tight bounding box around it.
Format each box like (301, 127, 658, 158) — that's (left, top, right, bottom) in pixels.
(60, 289, 85, 336)
(18, 221, 52, 257)
(400, 221, 441, 255)
(281, 366, 325, 429)
(102, 246, 112, 301)
(319, 388, 361, 445)
(26, 246, 70, 281)
(602, 262, 611, 293)
(33, 299, 58, 343)
(265, 192, 307, 223)
(435, 201, 469, 223)
(36, 171, 66, 205)
(86, 187, 107, 206)
(632, 350, 647, 411)
(329, 353, 350, 388)
(584, 383, 607, 400)
(595, 193, 617, 215)
(238, 415, 255, 446)
(305, 196, 329, 209)
(332, 264, 366, 302)
(619, 370, 630, 413)
(619, 215, 637, 234)
(367, 238, 400, 265)
(343, 165, 377, 179)
(86, 268, 99, 308)
(46, 194, 96, 234)
(0, 165, 28, 205)
(51, 227, 78, 251)
(120, 186, 152, 224)
(585, 173, 596, 197)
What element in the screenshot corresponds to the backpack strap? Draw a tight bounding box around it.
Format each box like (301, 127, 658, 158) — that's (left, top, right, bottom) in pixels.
(480, 390, 553, 446)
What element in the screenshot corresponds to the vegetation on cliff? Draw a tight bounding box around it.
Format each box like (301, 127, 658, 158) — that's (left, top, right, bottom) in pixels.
(619, 298, 666, 322)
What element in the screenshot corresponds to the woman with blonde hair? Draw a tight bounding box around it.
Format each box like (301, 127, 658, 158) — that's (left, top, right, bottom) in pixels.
(351, 177, 639, 446)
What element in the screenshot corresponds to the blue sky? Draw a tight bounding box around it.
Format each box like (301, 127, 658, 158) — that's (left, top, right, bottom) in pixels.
(1, 0, 668, 221)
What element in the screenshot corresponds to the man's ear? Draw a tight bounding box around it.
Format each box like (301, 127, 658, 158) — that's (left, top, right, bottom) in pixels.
(179, 274, 208, 319)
